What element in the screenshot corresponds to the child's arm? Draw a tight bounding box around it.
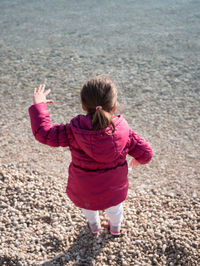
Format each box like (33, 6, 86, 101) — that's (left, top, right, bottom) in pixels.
(128, 129, 153, 165)
(28, 85, 71, 147)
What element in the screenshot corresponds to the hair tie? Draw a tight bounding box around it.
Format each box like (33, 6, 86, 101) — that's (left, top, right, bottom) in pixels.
(96, 105, 102, 110)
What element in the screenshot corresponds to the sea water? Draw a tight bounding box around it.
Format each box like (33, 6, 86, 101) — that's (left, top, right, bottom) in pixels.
(0, 0, 199, 58)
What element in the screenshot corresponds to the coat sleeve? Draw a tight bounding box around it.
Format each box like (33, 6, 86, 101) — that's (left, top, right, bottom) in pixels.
(128, 129, 153, 164)
(28, 102, 71, 147)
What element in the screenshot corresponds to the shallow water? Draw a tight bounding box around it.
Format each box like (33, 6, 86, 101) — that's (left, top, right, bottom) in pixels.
(0, 0, 199, 57)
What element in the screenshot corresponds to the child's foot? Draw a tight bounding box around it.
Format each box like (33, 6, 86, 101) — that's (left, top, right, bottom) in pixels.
(108, 221, 121, 236)
(88, 222, 102, 234)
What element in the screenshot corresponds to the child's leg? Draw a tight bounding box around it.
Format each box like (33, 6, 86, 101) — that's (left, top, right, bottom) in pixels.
(105, 203, 123, 227)
(81, 208, 100, 224)
(81, 208, 101, 233)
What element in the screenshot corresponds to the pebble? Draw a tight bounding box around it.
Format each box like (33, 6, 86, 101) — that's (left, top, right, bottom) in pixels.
(162, 244, 167, 253)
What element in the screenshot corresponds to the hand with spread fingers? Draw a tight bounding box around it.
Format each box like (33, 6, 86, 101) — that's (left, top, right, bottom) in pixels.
(33, 84, 54, 105)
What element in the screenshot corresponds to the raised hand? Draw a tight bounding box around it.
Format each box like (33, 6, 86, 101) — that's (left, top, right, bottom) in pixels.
(33, 84, 54, 105)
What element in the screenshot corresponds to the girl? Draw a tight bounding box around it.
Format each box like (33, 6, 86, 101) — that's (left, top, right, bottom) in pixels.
(29, 75, 153, 236)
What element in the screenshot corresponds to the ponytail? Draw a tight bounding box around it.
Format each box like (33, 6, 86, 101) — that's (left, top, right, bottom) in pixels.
(92, 108, 115, 135)
(80, 75, 117, 135)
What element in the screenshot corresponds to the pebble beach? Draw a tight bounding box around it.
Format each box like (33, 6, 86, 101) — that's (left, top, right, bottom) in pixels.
(0, 0, 200, 265)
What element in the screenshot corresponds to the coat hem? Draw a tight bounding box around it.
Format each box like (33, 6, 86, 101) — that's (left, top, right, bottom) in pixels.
(66, 190, 128, 211)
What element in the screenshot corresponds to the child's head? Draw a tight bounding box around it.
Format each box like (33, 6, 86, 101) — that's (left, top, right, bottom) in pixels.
(81, 75, 117, 133)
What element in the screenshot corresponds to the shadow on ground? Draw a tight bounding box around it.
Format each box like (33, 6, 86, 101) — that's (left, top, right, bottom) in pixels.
(39, 225, 119, 266)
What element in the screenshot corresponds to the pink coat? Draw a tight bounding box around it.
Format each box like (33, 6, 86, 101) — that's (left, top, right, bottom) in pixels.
(29, 103, 153, 210)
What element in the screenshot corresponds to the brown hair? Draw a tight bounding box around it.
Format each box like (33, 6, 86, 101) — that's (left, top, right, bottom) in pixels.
(81, 75, 117, 134)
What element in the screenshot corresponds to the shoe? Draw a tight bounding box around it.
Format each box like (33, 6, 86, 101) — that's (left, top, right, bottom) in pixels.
(88, 222, 102, 234)
(108, 220, 121, 236)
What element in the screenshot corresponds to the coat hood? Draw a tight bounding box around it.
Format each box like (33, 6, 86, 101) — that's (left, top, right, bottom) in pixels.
(70, 114, 130, 163)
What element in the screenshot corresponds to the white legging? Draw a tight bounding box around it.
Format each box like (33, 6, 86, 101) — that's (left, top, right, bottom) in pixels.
(81, 203, 123, 227)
